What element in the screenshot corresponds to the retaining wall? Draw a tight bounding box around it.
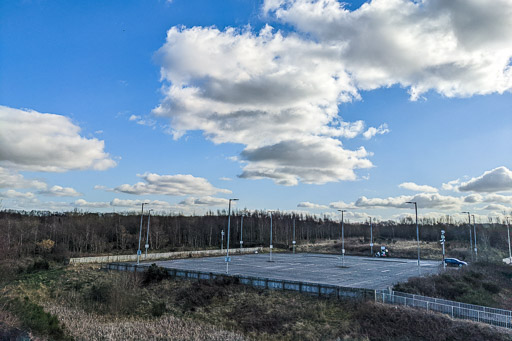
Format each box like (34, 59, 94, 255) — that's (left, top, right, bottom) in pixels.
(69, 247, 262, 264)
(103, 262, 375, 301)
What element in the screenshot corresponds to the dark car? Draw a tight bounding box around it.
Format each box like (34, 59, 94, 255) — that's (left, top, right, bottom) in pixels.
(444, 258, 468, 267)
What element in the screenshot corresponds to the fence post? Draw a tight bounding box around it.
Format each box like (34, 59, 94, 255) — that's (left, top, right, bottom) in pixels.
(451, 306, 454, 318)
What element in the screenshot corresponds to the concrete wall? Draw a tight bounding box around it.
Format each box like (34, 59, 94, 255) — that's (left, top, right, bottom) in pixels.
(103, 262, 376, 301)
(69, 247, 262, 264)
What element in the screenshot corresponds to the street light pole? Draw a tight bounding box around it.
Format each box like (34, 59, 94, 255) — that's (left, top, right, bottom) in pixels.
(269, 212, 273, 262)
(370, 217, 373, 256)
(462, 212, 473, 261)
(472, 214, 477, 261)
(292, 218, 296, 254)
(338, 210, 346, 267)
(145, 209, 153, 259)
(406, 201, 420, 274)
(226, 198, 239, 274)
(240, 214, 244, 249)
(507, 217, 512, 265)
(137, 202, 149, 265)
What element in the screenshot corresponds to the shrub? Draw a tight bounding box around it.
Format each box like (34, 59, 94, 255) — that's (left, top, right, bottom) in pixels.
(88, 282, 112, 303)
(151, 302, 166, 317)
(8, 298, 69, 340)
(142, 264, 169, 285)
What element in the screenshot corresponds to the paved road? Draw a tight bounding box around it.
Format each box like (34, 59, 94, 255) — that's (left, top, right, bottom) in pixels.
(143, 253, 441, 290)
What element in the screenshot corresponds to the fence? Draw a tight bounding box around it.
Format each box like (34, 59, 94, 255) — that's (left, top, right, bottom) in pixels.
(376, 290, 512, 329)
(103, 262, 375, 301)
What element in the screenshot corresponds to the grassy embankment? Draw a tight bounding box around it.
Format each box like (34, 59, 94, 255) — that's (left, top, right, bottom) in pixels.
(394, 261, 512, 310)
(1, 260, 511, 341)
(296, 237, 507, 262)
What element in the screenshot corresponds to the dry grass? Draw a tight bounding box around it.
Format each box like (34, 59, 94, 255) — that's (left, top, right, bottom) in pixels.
(43, 304, 245, 341)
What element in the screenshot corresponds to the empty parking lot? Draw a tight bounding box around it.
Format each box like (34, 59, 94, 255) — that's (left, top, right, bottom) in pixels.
(144, 253, 441, 290)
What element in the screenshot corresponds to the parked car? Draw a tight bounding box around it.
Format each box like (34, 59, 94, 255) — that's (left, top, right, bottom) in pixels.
(444, 258, 467, 267)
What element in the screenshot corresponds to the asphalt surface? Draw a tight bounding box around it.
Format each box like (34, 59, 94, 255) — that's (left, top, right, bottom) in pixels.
(142, 253, 441, 290)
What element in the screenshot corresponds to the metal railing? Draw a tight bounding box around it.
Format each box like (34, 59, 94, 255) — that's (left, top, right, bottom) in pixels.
(376, 290, 512, 329)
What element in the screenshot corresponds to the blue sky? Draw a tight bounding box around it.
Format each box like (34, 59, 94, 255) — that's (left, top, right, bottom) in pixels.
(1, 0, 512, 222)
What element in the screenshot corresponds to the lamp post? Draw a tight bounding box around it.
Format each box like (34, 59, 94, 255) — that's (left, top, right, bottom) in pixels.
(137, 202, 149, 265)
(269, 212, 274, 262)
(406, 201, 421, 274)
(226, 198, 238, 274)
(292, 218, 296, 254)
(462, 212, 473, 261)
(145, 209, 153, 259)
(221, 230, 224, 250)
(506, 216, 512, 264)
(369, 217, 373, 256)
(240, 214, 244, 249)
(338, 210, 346, 267)
(472, 214, 477, 261)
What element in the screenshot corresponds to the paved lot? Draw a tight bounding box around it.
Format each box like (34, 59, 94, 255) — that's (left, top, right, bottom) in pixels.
(144, 253, 441, 290)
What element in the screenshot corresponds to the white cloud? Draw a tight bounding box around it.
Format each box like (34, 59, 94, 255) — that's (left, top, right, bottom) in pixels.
(355, 193, 463, 210)
(0, 189, 35, 199)
(129, 115, 141, 121)
(362, 124, 390, 140)
(483, 193, 512, 205)
(73, 199, 111, 208)
(0, 167, 46, 189)
(458, 166, 512, 193)
(112, 173, 231, 196)
(179, 196, 229, 207)
(264, 0, 512, 100)
(328, 200, 356, 209)
(239, 137, 372, 185)
(297, 201, 329, 209)
(0, 106, 116, 172)
(399, 182, 438, 193)
(219, 177, 232, 181)
(39, 185, 81, 197)
(153, 25, 374, 185)
(481, 203, 510, 212)
(441, 179, 461, 191)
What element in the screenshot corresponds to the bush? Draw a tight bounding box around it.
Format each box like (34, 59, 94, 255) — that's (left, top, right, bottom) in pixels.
(142, 264, 169, 285)
(8, 298, 69, 340)
(151, 302, 166, 317)
(88, 282, 112, 303)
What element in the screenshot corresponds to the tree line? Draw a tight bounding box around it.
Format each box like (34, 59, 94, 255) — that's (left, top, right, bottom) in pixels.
(0, 209, 509, 260)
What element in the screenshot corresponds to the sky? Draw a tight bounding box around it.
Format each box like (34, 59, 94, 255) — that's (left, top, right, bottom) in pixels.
(1, 0, 512, 222)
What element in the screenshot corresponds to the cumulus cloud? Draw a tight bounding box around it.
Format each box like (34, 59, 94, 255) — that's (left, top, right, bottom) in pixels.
(154, 0, 512, 185)
(264, 0, 512, 99)
(112, 173, 231, 196)
(0, 106, 116, 172)
(399, 182, 438, 193)
(297, 201, 329, 209)
(0, 190, 35, 199)
(0, 167, 46, 189)
(153, 25, 374, 185)
(458, 166, 512, 193)
(239, 137, 372, 185)
(362, 124, 390, 140)
(39, 185, 81, 197)
(328, 200, 356, 209)
(179, 196, 229, 207)
(355, 193, 463, 210)
(73, 199, 111, 208)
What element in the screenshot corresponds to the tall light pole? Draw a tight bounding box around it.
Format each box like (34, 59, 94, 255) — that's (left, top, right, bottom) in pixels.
(506, 216, 512, 264)
(145, 209, 153, 259)
(462, 211, 473, 261)
(369, 217, 373, 256)
(406, 201, 421, 274)
(292, 218, 296, 254)
(137, 202, 149, 265)
(240, 214, 244, 249)
(338, 210, 346, 267)
(472, 214, 477, 261)
(226, 198, 238, 273)
(269, 211, 274, 262)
